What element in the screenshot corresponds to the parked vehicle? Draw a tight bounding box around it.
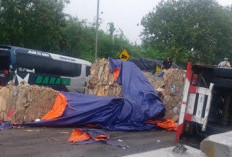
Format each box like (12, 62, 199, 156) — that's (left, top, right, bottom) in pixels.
(176, 62, 232, 141)
(0, 45, 91, 92)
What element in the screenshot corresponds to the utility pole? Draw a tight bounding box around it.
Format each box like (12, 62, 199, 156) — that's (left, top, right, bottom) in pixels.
(95, 0, 100, 59)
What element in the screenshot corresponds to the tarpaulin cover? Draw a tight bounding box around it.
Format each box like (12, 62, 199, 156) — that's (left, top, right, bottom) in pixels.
(68, 128, 108, 143)
(68, 128, 124, 146)
(26, 58, 165, 131)
(129, 58, 157, 73)
(154, 71, 165, 77)
(0, 122, 13, 130)
(129, 58, 181, 73)
(146, 119, 177, 131)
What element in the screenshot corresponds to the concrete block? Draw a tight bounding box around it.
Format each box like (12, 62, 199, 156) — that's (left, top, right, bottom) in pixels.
(201, 131, 232, 157)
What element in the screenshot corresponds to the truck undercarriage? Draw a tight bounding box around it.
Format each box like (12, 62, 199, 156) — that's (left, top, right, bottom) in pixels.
(177, 63, 232, 142)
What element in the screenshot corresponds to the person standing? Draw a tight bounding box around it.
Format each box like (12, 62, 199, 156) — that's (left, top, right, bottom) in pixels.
(162, 56, 172, 70)
(218, 57, 231, 67)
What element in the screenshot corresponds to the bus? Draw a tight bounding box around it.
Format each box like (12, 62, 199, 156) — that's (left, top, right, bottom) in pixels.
(0, 45, 91, 92)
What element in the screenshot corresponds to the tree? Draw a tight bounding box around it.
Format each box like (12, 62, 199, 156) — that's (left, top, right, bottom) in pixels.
(107, 22, 115, 39)
(141, 0, 232, 66)
(0, 0, 69, 51)
(60, 17, 95, 60)
(0, 0, 142, 62)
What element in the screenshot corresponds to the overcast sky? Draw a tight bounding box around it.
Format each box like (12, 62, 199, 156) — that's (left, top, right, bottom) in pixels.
(65, 0, 232, 44)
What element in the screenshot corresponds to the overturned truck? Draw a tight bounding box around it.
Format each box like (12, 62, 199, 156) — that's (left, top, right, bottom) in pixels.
(177, 62, 232, 140)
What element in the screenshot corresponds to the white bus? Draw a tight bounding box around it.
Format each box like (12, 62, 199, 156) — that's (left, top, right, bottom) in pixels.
(0, 45, 91, 92)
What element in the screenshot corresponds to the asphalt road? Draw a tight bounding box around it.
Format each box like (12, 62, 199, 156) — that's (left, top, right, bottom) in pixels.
(0, 127, 177, 157)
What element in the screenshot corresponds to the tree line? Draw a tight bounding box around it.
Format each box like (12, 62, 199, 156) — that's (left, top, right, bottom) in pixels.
(0, 0, 142, 62)
(141, 0, 232, 67)
(1, 0, 232, 67)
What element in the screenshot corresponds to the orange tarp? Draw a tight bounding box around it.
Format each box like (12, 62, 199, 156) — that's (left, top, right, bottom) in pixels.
(68, 129, 109, 143)
(41, 93, 67, 120)
(92, 134, 109, 141)
(146, 119, 177, 131)
(68, 129, 91, 143)
(113, 68, 120, 82)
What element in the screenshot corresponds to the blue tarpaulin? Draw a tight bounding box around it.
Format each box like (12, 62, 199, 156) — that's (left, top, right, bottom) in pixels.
(26, 58, 165, 131)
(68, 128, 125, 147)
(154, 71, 165, 77)
(0, 122, 13, 130)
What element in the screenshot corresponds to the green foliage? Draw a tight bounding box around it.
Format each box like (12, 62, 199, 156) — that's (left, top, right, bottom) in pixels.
(107, 22, 115, 39)
(0, 0, 68, 51)
(141, 0, 232, 66)
(60, 17, 95, 60)
(2, 0, 231, 66)
(0, 0, 142, 62)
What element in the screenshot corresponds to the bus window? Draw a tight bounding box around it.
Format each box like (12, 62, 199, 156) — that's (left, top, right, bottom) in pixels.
(16, 53, 81, 77)
(0, 50, 10, 70)
(86, 66, 91, 76)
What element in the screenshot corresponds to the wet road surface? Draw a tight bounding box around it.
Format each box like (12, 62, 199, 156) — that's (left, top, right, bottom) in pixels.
(0, 127, 177, 157)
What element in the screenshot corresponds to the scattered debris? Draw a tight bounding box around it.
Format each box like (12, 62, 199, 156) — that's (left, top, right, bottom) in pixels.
(125, 145, 204, 157)
(25, 129, 40, 132)
(35, 118, 41, 122)
(143, 69, 185, 121)
(146, 119, 177, 131)
(173, 144, 188, 153)
(143, 72, 165, 89)
(68, 128, 124, 147)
